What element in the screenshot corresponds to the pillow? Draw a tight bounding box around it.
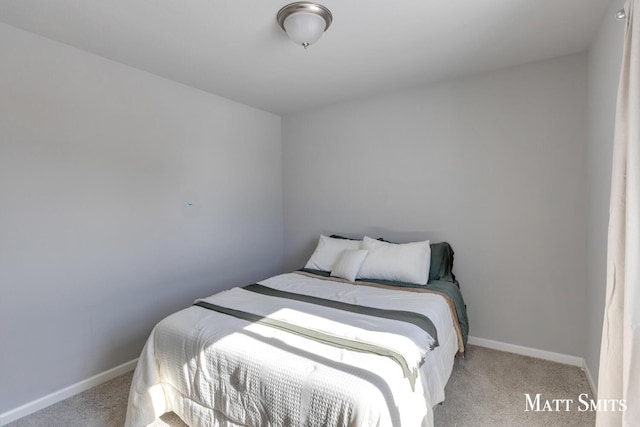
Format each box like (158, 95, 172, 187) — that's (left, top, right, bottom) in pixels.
(357, 236, 431, 285)
(304, 235, 362, 272)
(330, 249, 369, 281)
(376, 238, 456, 283)
(429, 241, 456, 283)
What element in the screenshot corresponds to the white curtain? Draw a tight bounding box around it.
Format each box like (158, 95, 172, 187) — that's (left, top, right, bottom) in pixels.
(596, 0, 640, 426)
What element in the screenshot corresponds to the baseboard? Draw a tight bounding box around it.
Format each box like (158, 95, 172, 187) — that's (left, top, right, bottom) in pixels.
(582, 360, 598, 398)
(467, 336, 585, 366)
(0, 359, 138, 426)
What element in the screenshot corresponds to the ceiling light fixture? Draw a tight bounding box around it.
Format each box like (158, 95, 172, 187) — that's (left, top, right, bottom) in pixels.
(277, 2, 333, 49)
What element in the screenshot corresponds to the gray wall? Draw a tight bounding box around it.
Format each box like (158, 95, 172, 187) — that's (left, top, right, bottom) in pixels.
(283, 53, 588, 357)
(0, 2, 625, 412)
(0, 23, 283, 413)
(585, 0, 625, 388)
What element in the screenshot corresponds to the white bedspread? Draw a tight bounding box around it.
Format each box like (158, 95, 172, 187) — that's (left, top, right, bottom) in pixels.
(125, 273, 457, 427)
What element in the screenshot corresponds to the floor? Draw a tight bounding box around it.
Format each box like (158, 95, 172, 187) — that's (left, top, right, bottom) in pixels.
(5, 345, 596, 427)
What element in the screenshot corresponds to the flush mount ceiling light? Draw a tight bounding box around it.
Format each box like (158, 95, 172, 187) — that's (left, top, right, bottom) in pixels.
(277, 2, 333, 49)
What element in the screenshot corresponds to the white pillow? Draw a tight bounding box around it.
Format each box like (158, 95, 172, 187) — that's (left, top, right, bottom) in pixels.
(331, 249, 369, 282)
(357, 236, 431, 285)
(304, 235, 362, 272)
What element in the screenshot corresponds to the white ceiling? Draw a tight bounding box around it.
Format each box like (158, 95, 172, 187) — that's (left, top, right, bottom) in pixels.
(0, 0, 613, 114)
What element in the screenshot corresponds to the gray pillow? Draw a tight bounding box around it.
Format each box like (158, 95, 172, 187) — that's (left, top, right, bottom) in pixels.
(428, 242, 456, 283)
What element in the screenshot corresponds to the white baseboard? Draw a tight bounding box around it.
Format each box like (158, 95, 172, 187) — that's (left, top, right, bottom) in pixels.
(468, 336, 584, 366)
(468, 336, 598, 396)
(0, 359, 138, 426)
(582, 360, 598, 398)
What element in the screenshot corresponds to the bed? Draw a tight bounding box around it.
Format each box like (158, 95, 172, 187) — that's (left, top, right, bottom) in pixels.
(125, 236, 468, 427)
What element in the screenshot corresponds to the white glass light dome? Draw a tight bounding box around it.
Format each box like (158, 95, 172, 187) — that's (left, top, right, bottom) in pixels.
(277, 2, 333, 49)
(283, 11, 326, 48)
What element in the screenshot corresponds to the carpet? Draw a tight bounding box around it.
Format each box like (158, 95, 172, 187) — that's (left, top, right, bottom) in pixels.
(5, 345, 595, 426)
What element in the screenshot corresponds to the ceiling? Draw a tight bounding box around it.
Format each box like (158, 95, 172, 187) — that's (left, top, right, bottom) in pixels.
(0, 0, 613, 115)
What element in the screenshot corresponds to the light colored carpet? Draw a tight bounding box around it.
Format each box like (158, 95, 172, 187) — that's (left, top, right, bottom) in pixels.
(5, 345, 595, 427)
(432, 345, 595, 426)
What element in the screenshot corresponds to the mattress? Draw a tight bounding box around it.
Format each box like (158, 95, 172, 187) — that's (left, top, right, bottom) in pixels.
(125, 272, 462, 427)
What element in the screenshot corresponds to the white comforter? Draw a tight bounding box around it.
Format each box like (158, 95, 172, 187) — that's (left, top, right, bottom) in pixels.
(125, 273, 458, 427)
